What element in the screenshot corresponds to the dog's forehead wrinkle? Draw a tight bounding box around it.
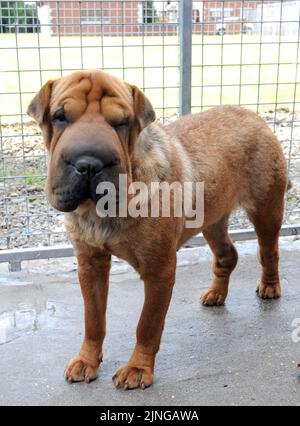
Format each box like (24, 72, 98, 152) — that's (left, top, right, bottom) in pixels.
(88, 80, 104, 102)
(54, 76, 88, 96)
(100, 95, 132, 124)
(51, 77, 91, 116)
(86, 100, 101, 115)
(90, 71, 127, 102)
(101, 73, 132, 103)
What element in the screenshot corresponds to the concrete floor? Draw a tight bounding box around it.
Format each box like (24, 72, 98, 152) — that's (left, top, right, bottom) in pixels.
(0, 238, 300, 406)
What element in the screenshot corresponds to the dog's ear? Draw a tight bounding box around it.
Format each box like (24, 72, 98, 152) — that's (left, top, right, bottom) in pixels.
(130, 85, 156, 131)
(27, 80, 54, 125)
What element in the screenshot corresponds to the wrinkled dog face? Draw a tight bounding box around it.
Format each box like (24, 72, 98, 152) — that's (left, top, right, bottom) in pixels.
(27, 70, 155, 212)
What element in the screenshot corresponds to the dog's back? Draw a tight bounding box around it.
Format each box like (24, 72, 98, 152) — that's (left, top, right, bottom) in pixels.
(164, 106, 288, 228)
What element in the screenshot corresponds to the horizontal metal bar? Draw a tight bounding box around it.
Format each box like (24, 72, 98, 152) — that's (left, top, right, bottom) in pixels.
(1, 43, 299, 53)
(0, 245, 74, 264)
(0, 226, 299, 268)
(1, 63, 298, 75)
(2, 82, 300, 98)
(3, 19, 300, 27)
(0, 66, 181, 74)
(186, 225, 300, 247)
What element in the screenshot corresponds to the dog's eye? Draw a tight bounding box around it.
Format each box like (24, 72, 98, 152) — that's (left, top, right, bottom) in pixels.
(52, 109, 67, 124)
(112, 118, 129, 130)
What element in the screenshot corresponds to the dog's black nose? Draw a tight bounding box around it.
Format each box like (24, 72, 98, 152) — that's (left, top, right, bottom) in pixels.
(74, 157, 104, 176)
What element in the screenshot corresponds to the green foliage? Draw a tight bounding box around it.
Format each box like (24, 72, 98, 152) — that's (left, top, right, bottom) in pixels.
(0, 1, 39, 33)
(0, 167, 45, 188)
(288, 193, 297, 202)
(25, 172, 45, 188)
(143, 1, 158, 24)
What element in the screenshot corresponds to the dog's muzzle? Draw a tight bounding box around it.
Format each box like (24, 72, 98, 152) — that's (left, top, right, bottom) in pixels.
(50, 150, 122, 212)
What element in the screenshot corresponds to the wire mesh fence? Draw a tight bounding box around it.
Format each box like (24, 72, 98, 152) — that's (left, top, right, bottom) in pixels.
(0, 0, 299, 254)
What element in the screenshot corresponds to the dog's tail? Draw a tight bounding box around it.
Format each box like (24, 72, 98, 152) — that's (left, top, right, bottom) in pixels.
(287, 179, 293, 192)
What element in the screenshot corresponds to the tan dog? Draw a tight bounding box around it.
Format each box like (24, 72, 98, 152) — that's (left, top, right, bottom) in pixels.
(28, 70, 289, 390)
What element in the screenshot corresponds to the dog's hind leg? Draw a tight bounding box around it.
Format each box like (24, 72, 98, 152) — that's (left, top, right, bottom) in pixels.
(201, 215, 238, 306)
(246, 187, 285, 300)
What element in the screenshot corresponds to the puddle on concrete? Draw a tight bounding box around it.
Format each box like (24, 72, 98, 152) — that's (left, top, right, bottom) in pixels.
(0, 300, 56, 345)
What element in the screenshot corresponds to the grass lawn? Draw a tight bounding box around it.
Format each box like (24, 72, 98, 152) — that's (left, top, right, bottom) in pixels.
(0, 33, 299, 123)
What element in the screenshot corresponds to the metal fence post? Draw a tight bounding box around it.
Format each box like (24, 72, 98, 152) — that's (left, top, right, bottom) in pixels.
(179, 0, 193, 116)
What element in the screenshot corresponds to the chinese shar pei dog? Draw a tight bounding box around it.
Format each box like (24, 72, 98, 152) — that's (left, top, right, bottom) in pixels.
(28, 70, 289, 390)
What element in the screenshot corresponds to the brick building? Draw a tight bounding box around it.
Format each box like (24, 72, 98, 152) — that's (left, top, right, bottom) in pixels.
(38, 1, 141, 36)
(200, 1, 261, 34)
(36, 1, 286, 36)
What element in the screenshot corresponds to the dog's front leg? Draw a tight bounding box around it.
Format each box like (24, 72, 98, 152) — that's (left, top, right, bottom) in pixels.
(65, 243, 111, 384)
(113, 256, 176, 390)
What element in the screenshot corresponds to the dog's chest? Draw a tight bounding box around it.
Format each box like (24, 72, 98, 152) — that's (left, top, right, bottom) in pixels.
(65, 210, 119, 249)
(64, 210, 140, 268)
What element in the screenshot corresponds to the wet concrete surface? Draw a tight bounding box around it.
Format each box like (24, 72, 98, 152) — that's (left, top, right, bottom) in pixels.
(0, 238, 300, 406)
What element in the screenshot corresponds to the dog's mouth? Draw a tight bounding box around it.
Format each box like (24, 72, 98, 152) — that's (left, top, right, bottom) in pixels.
(51, 187, 87, 212)
(50, 180, 120, 213)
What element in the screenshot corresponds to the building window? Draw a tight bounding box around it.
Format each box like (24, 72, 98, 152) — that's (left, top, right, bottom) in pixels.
(142, 1, 159, 24)
(81, 9, 110, 25)
(168, 7, 178, 23)
(193, 9, 200, 23)
(210, 8, 232, 22)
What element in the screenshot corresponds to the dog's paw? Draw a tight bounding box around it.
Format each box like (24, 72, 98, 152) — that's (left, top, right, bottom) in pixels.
(256, 282, 281, 299)
(65, 356, 99, 384)
(112, 364, 153, 390)
(200, 288, 227, 306)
